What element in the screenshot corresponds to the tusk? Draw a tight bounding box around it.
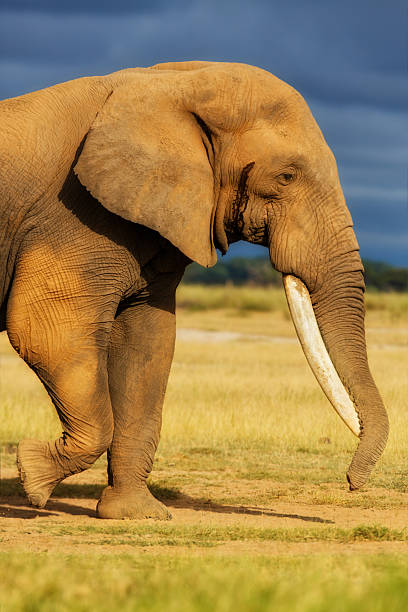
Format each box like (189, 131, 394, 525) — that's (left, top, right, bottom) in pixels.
(283, 274, 360, 437)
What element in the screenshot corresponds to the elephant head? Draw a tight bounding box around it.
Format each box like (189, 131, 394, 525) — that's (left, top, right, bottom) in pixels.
(75, 61, 388, 489)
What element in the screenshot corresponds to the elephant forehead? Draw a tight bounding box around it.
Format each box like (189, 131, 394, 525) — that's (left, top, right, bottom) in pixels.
(238, 122, 327, 166)
(258, 90, 328, 152)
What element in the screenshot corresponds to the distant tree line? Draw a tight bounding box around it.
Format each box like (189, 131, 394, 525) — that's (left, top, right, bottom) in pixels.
(363, 260, 408, 292)
(183, 257, 408, 292)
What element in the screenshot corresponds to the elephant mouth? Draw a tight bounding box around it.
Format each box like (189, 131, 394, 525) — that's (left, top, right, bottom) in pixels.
(283, 274, 361, 438)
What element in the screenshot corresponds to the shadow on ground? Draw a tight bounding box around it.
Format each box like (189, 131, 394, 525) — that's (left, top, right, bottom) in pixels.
(168, 493, 333, 523)
(0, 478, 333, 524)
(0, 478, 98, 518)
(1, 477, 104, 499)
(0, 499, 96, 518)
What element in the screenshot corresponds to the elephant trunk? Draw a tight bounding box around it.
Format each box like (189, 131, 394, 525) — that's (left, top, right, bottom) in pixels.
(283, 254, 388, 489)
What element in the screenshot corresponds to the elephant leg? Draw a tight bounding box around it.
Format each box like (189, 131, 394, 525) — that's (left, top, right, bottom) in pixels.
(16, 349, 114, 508)
(8, 297, 115, 508)
(97, 298, 176, 520)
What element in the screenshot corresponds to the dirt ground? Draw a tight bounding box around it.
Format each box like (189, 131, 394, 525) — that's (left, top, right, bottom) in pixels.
(1, 463, 407, 557)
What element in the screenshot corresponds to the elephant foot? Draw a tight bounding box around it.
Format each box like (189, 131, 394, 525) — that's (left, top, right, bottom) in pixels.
(97, 485, 172, 520)
(17, 439, 63, 508)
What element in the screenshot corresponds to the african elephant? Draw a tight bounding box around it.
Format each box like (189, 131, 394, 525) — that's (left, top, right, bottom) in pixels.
(0, 61, 388, 519)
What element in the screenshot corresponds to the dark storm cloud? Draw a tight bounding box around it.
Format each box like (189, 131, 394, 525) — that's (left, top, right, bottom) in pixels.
(0, 0, 406, 264)
(2, 0, 406, 107)
(0, 0, 184, 15)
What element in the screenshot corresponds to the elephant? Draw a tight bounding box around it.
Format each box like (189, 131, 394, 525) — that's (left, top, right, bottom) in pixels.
(0, 61, 388, 519)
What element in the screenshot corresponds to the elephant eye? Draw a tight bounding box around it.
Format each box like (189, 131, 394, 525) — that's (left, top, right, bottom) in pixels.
(278, 172, 295, 185)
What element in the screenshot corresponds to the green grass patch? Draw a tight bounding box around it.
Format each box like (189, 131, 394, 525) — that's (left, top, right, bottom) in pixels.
(17, 522, 408, 546)
(1, 552, 408, 612)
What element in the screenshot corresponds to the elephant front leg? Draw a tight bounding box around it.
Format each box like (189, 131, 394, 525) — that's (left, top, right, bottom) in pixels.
(15, 349, 114, 509)
(97, 299, 176, 520)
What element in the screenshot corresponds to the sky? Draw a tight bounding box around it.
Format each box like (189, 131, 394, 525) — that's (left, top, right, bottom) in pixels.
(1, 0, 407, 266)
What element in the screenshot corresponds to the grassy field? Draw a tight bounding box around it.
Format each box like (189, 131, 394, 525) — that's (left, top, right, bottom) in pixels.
(0, 285, 407, 610)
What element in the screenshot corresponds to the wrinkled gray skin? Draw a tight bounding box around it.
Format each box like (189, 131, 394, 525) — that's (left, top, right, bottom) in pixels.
(0, 61, 388, 519)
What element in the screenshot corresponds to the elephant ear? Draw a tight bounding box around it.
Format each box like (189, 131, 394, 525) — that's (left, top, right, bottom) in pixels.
(74, 73, 217, 267)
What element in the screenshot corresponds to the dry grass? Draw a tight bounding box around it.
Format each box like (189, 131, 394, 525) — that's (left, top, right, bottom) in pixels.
(178, 284, 408, 323)
(0, 287, 407, 475)
(0, 286, 407, 611)
(177, 284, 288, 313)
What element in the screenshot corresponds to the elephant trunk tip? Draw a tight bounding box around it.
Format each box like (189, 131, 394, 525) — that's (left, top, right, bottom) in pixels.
(346, 417, 389, 491)
(346, 471, 362, 492)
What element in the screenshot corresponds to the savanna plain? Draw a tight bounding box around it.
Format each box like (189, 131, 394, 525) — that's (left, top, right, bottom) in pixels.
(0, 285, 407, 611)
